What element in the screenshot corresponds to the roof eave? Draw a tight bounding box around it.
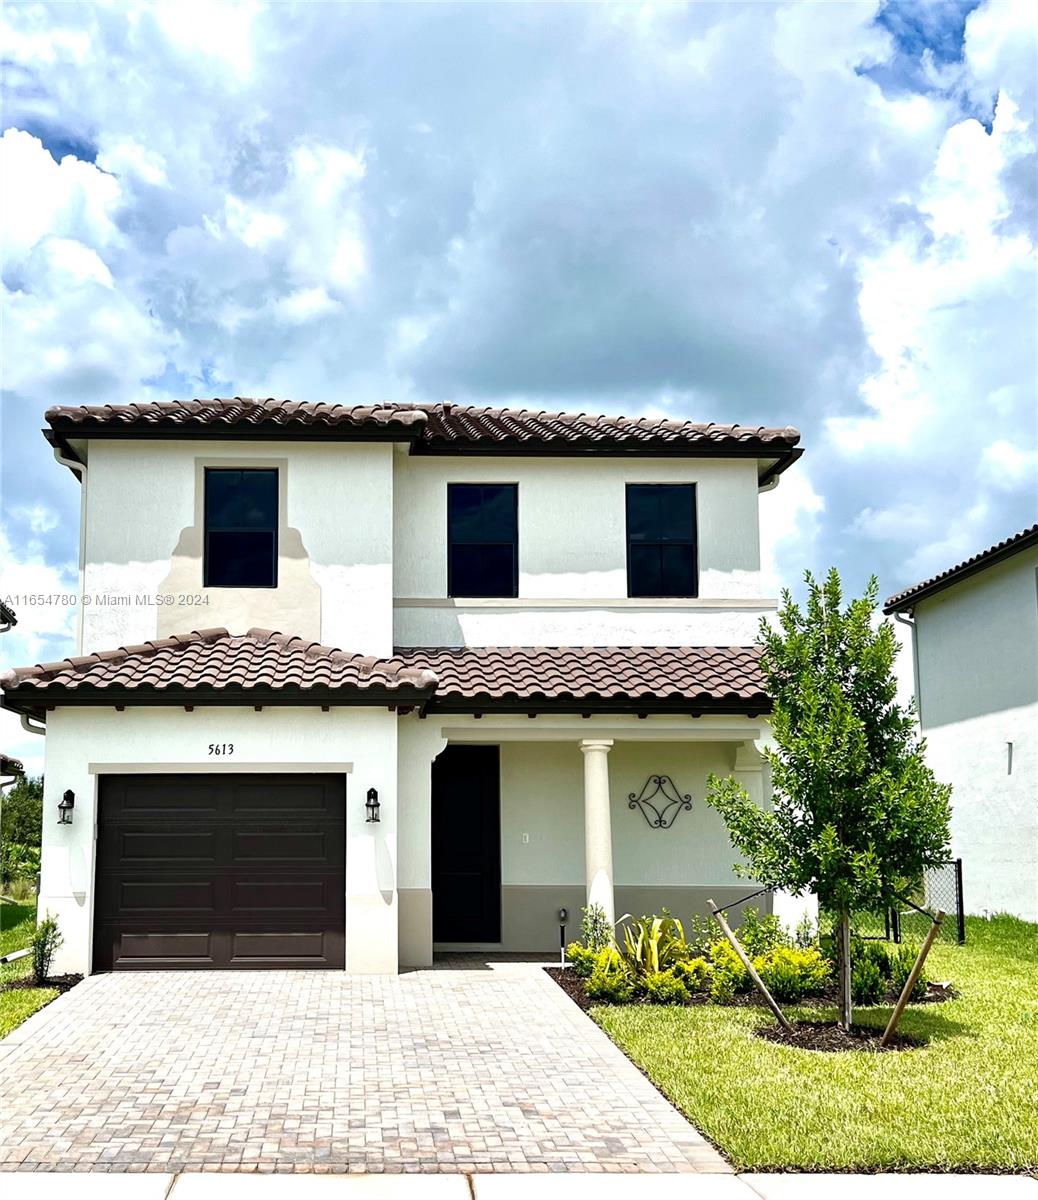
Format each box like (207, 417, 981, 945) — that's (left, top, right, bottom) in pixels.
(1, 684, 435, 722)
(425, 696, 772, 716)
(883, 527, 1038, 614)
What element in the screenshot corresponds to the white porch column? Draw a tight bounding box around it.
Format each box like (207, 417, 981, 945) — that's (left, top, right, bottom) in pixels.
(734, 739, 817, 933)
(580, 739, 615, 927)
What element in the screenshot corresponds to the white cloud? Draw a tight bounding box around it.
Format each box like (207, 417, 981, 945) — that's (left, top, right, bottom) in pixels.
(978, 439, 1038, 491)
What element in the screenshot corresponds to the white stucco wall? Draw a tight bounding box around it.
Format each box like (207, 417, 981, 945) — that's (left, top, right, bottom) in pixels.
(498, 739, 746, 887)
(911, 548, 1038, 921)
(79, 439, 395, 657)
(37, 704, 399, 975)
(393, 454, 768, 646)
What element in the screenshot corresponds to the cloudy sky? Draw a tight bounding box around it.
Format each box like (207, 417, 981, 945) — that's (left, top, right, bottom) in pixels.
(1, 0, 1035, 771)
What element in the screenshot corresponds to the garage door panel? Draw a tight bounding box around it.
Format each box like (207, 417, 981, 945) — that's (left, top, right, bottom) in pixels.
(231, 877, 341, 914)
(232, 828, 336, 862)
(117, 879, 217, 914)
(117, 828, 219, 863)
(94, 774, 346, 971)
(112, 931, 215, 966)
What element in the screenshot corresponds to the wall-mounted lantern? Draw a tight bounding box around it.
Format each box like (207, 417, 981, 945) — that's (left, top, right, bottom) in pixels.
(57, 789, 75, 825)
(365, 787, 380, 823)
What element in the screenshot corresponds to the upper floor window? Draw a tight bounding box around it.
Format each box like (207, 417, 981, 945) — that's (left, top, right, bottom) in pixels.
(204, 468, 278, 588)
(448, 483, 518, 597)
(626, 483, 697, 598)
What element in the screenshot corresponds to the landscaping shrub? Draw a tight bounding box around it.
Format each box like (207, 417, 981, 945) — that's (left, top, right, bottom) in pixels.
(708, 938, 750, 991)
(854, 938, 893, 978)
(585, 947, 634, 1003)
(617, 910, 687, 977)
(851, 955, 884, 1005)
(794, 912, 817, 949)
(580, 903, 611, 952)
(642, 969, 690, 1005)
(674, 956, 711, 992)
(891, 944, 929, 1000)
(736, 906, 788, 957)
(709, 968, 737, 1004)
(756, 945, 830, 1002)
(684, 912, 716, 956)
(565, 942, 596, 978)
(1, 842, 40, 890)
(31, 913, 62, 984)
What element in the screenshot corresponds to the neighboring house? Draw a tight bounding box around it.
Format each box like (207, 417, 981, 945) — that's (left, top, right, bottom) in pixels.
(884, 525, 1038, 923)
(1, 398, 810, 975)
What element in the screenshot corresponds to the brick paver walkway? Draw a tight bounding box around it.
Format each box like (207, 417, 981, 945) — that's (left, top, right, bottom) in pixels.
(0, 959, 726, 1174)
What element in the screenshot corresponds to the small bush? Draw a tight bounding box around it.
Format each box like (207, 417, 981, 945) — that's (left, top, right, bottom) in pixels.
(756, 945, 830, 1002)
(642, 969, 690, 1005)
(565, 942, 596, 978)
(708, 939, 750, 991)
(794, 912, 817, 949)
(585, 945, 634, 1002)
(684, 912, 716, 956)
(854, 938, 893, 978)
(617, 909, 687, 977)
(851, 955, 884, 1005)
(891, 944, 928, 1001)
(709, 968, 736, 1004)
(0, 841, 40, 889)
(31, 913, 63, 984)
(580, 903, 611, 952)
(736, 906, 788, 957)
(674, 956, 711, 992)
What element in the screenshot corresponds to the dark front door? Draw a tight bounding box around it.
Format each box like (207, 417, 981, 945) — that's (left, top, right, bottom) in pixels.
(432, 745, 501, 942)
(93, 774, 346, 970)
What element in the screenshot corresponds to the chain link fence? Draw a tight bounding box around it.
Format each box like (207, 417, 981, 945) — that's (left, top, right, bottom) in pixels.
(823, 859, 966, 945)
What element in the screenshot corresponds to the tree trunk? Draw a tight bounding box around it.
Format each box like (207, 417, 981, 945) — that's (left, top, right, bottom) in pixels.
(838, 911, 853, 1029)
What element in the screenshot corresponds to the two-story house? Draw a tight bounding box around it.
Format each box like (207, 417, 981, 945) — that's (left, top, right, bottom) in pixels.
(1, 398, 808, 975)
(884, 525, 1038, 923)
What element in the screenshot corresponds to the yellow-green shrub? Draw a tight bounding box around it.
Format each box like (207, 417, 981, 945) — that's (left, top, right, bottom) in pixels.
(756, 945, 830, 1002)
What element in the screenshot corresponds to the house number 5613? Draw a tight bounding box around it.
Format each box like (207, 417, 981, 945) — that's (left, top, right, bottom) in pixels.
(208, 743, 234, 756)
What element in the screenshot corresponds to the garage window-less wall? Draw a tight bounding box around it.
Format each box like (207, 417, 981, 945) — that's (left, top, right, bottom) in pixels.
(448, 483, 518, 597)
(204, 468, 279, 588)
(626, 484, 698, 598)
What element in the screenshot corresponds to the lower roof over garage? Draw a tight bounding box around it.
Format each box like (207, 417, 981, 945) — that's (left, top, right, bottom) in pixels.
(0, 626, 771, 719)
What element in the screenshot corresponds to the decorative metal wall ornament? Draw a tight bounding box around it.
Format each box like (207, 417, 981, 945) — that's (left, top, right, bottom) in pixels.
(628, 775, 693, 829)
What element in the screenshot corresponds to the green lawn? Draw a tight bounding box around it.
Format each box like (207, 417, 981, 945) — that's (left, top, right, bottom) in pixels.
(0, 899, 56, 1039)
(595, 915, 1037, 1172)
(0, 899, 36, 957)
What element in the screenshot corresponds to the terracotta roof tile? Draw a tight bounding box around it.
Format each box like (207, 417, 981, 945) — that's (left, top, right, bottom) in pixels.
(44, 398, 800, 469)
(1, 635, 769, 716)
(1, 753, 24, 777)
(394, 645, 768, 711)
(1, 629, 437, 709)
(883, 523, 1038, 613)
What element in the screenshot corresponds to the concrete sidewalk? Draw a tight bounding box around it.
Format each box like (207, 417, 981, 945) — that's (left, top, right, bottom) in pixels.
(2, 1171, 1034, 1197)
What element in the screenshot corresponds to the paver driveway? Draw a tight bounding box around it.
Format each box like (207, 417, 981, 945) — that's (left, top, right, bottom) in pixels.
(0, 959, 726, 1174)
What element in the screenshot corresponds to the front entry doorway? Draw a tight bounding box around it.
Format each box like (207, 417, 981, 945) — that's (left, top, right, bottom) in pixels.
(432, 745, 502, 943)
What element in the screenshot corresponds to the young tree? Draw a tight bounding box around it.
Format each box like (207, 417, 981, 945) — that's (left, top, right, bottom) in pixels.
(706, 569, 951, 1027)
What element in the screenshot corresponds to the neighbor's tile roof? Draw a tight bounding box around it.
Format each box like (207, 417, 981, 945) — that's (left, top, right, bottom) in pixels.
(392, 644, 769, 710)
(0, 598, 15, 628)
(1, 633, 769, 715)
(883, 523, 1038, 613)
(0, 753, 24, 777)
(44, 398, 800, 462)
(0, 629, 438, 707)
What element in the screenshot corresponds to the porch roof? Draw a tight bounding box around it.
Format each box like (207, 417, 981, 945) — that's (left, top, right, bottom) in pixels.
(1, 629, 770, 720)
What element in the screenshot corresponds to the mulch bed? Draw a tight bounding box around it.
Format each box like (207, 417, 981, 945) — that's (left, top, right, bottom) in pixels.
(547, 965, 942, 1052)
(756, 1019, 921, 1053)
(3, 973, 82, 995)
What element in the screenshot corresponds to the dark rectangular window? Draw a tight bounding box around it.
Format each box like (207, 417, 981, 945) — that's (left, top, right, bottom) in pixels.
(626, 483, 697, 598)
(204, 468, 278, 588)
(448, 483, 518, 597)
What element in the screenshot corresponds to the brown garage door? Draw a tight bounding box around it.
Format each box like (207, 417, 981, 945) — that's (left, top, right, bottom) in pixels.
(94, 774, 346, 970)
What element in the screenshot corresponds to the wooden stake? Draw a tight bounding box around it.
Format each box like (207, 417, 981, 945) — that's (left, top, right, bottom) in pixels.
(838, 912, 852, 1029)
(880, 909, 945, 1048)
(708, 898, 792, 1032)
